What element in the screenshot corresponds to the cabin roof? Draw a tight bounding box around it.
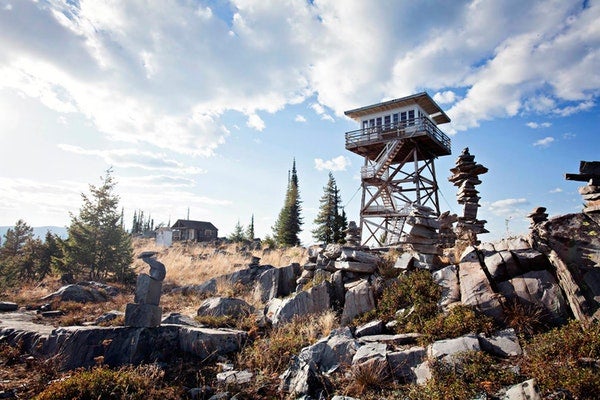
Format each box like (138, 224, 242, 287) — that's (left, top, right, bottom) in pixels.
(171, 219, 218, 231)
(344, 92, 451, 125)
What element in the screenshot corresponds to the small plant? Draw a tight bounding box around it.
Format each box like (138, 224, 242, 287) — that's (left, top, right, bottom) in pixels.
(502, 298, 548, 337)
(346, 359, 391, 397)
(408, 351, 520, 400)
(419, 304, 497, 343)
(34, 365, 183, 400)
(521, 320, 600, 399)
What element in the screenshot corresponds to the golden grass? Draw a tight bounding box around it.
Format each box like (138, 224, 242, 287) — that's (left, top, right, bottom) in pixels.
(132, 238, 307, 287)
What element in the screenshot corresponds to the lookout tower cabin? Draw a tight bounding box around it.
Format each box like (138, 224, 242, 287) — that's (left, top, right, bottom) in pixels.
(344, 92, 451, 247)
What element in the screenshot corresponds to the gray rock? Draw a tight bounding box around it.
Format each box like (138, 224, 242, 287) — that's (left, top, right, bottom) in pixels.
(124, 303, 162, 327)
(459, 247, 504, 320)
(161, 312, 201, 327)
(413, 360, 432, 384)
(216, 370, 253, 384)
(335, 260, 377, 274)
(500, 378, 541, 400)
(279, 355, 324, 398)
(296, 327, 359, 374)
(331, 396, 360, 400)
(510, 248, 551, 271)
(341, 280, 375, 325)
(43, 284, 109, 303)
(432, 265, 460, 307)
(266, 282, 332, 325)
(358, 333, 421, 346)
(322, 243, 343, 259)
(478, 328, 522, 357)
(331, 270, 345, 307)
(134, 274, 162, 306)
(352, 341, 387, 365)
(0, 302, 18, 312)
(339, 249, 381, 264)
(428, 334, 481, 363)
(197, 297, 255, 319)
(387, 346, 426, 383)
(355, 320, 384, 337)
(254, 264, 302, 304)
(95, 310, 124, 325)
(498, 270, 569, 325)
(394, 252, 415, 269)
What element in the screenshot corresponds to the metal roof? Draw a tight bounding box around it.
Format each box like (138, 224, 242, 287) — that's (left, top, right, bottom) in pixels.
(344, 92, 451, 125)
(171, 219, 218, 231)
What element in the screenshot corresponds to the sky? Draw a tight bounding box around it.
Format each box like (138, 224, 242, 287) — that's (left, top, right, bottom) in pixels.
(0, 0, 599, 246)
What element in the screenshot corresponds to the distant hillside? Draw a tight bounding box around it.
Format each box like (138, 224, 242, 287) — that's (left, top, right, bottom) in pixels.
(0, 226, 68, 242)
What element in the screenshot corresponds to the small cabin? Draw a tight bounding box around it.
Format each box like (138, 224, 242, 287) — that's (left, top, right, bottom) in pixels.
(171, 219, 218, 242)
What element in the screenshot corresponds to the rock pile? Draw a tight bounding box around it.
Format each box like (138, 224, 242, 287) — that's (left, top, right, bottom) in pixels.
(401, 204, 441, 261)
(124, 252, 165, 328)
(566, 160, 600, 215)
(527, 206, 548, 228)
(448, 147, 488, 241)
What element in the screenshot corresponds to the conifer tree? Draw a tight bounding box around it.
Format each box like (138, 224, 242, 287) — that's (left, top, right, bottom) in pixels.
(273, 159, 303, 246)
(312, 172, 347, 244)
(60, 169, 133, 281)
(245, 214, 255, 241)
(228, 220, 246, 242)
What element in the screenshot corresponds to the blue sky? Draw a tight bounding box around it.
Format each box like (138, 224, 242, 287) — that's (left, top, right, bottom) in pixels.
(0, 0, 598, 245)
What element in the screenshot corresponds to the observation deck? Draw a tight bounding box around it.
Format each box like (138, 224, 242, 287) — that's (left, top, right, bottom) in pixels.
(345, 116, 451, 163)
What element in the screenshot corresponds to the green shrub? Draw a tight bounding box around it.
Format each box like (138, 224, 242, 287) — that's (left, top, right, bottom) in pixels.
(408, 351, 520, 400)
(34, 365, 182, 400)
(420, 304, 496, 343)
(521, 320, 600, 399)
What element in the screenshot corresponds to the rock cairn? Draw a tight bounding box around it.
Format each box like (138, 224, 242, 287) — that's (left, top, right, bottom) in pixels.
(401, 204, 441, 263)
(527, 206, 548, 228)
(566, 161, 600, 215)
(124, 252, 166, 327)
(344, 221, 362, 247)
(437, 211, 458, 247)
(448, 147, 489, 242)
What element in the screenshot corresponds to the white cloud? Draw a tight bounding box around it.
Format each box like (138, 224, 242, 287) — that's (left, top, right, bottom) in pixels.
(295, 114, 307, 122)
(310, 103, 334, 122)
(553, 100, 595, 116)
(549, 187, 563, 193)
(488, 198, 529, 217)
(57, 144, 205, 174)
(563, 132, 576, 139)
(314, 155, 350, 171)
(533, 136, 555, 147)
(526, 121, 552, 129)
(433, 91, 459, 104)
(246, 113, 265, 131)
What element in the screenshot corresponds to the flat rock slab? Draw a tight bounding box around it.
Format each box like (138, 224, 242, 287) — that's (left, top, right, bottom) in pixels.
(428, 334, 481, 363)
(0, 302, 18, 312)
(0, 317, 246, 371)
(358, 333, 421, 346)
(478, 328, 522, 357)
(335, 260, 376, 274)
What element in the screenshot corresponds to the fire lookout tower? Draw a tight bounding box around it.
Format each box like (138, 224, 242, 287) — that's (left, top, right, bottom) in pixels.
(344, 92, 452, 247)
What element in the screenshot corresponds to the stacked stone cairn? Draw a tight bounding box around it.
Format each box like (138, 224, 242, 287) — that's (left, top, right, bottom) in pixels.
(566, 161, 600, 216)
(124, 252, 165, 327)
(344, 220, 362, 247)
(527, 206, 548, 229)
(437, 210, 458, 247)
(448, 147, 489, 242)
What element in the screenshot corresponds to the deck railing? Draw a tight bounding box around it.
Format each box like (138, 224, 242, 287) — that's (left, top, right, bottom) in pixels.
(345, 116, 451, 153)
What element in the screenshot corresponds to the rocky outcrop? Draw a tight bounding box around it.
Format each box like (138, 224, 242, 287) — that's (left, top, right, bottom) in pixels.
(197, 297, 255, 319)
(42, 282, 118, 303)
(267, 281, 332, 325)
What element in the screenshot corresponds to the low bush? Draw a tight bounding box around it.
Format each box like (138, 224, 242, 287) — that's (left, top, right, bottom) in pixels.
(409, 351, 520, 400)
(521, 320, 600, 399)
(420, 304, 496, 343)
(34, 365, 183, 400)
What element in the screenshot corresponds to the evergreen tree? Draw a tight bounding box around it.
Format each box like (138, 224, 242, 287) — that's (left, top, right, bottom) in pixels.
(273, 159, 303, 246)
(312, 172, 347, 244)
(228, 220, 246, 242)
(245, 214, 255, 241)
(60, 169, 133, 281)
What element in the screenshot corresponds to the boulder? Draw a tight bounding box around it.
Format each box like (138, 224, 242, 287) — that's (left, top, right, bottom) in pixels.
(322, 243, 343, 259)
(459, 247, 504, 320)
(432, 265, 460, 307)
(387, 346, 427, 383)
(197, 297, 255, 319)
(42, 283, 110, 303)
(124, 303, 162, 327)
(254, 263, 301, 304)
(161, 312, 202, 327)
(279, 355, 325, 398)
(0, 302, 18, 312)
(478, 328, 522, 357)
(351, 342, 389, 380)
(335, 260, 377, 274)
(295, 327, 359, 374)
(339, 249, 382, 264)
(510, 248, 552, 271)
(500, 379, 541, 400)
(358, 333, 421, 346)
(497, 270, 569, 325)
(95, 310, 124, 325)
(354, 320, 384, 337)
(394, 252, 415, 270)
(428, 334, 481, 363)
(266, 282, 332, 325)
(341, 280, 375, 325)
(216, 370, 253, 384)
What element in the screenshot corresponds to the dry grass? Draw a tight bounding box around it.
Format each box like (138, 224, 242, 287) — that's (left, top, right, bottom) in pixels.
(132, 239, 307, 286)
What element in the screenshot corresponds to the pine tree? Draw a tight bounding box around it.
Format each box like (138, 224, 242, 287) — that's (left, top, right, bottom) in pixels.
(312, 172, 347, 244)
(60, 169, 133, 281)
(245, 214, 255, 241)
(228, 220, 246, 242)
(273, 159, 303, 246)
